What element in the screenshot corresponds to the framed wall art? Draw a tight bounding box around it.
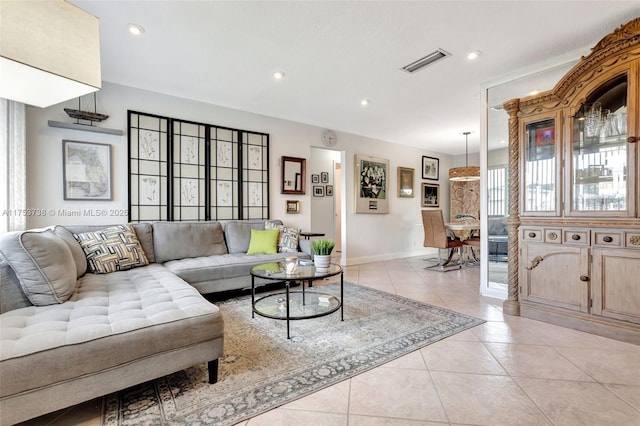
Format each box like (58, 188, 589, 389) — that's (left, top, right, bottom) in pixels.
(286, 200, 300, 214)
(321, 171, 329, 183)
(355, 153, 389, 214)
(63, 140, 112, 201)
(313, 185, 325, 197)
(397, 166, 414, 198)
(422, 156, 439, 180)
(421, 183, 440, 207)
(311, 174, 320, 183)
(325, 185, 333, 196)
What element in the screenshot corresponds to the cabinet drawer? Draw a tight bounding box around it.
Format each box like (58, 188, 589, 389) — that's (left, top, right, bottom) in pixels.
(594, 231, 623, 247)
(544, 228, 562, 244)
(563, 229, 590, 245)
(522, 228, 543, 242)
(625, 232, 640, 249)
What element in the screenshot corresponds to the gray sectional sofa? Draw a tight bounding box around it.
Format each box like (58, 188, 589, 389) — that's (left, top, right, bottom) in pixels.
(0, 219, 309, 425)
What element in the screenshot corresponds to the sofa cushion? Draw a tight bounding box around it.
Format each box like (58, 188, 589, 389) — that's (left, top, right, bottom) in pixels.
(153, 221, 227, 263)
(52, 226, 88, 278)
(74, 224, 149, 274)
(265, 221, 300, 253)
(0, 229, 77, 306)
(225, 222, 253, 254)
(164, 252, 300, 285)
(246, 229, 279, 254)
(0, 264, 223, 398)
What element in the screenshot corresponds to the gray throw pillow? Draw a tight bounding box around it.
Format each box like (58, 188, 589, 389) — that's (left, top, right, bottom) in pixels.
(0, 229, 77, 305)
(52, 225, 88, 278)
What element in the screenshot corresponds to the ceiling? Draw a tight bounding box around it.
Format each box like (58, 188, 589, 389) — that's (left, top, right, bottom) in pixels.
(71, 1, 640, 155)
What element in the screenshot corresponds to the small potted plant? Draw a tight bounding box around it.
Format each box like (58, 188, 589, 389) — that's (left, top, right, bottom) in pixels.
(311, 239, 335, 269)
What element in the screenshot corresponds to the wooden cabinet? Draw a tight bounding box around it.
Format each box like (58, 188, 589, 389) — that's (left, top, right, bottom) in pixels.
(503, 18, 640, 344)
(520, 237, 589, 313)
(592, 247, 640, 324)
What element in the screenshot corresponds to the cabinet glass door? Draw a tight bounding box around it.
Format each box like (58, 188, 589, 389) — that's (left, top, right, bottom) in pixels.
(523, 117, 557, 213)
(571, 74, 628, 214)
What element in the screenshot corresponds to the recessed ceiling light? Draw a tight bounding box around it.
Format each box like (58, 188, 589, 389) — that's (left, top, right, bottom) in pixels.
(360, 99, 370, 106)
(467, 50, 481, 60)
(273, 71, 285, 80)
(128, 23, 145, 35)
(529, 89, 540, 96)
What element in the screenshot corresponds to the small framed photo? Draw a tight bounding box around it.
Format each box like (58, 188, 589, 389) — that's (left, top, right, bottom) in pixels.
(397, 167, 414, 198)
(63, 140, 112, 200)
(325, 185, 333, 196)
(421, 183, 440, 207)
(311, 174, 320, 183)
(286, 200, 300, 214)
(321, 171, 329, 183)
(422, 156, 439, 180)
(313, 185, 324, 197)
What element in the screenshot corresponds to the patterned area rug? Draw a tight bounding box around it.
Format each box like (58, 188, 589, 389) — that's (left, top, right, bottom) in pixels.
(103, 282, 484, 425)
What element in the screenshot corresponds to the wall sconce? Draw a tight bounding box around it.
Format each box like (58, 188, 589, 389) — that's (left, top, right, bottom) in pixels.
(0, 0, 101, 108)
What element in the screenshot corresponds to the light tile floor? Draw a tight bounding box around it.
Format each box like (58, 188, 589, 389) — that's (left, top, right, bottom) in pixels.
(19, 257, 640, 426)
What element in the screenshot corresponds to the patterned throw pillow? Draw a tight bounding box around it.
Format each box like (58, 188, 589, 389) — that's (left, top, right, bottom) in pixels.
(74, 224, 149, 274)
(265, 221, 300, 253)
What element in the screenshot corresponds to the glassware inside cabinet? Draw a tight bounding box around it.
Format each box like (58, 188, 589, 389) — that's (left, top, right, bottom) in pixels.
(524, 118, 556, 212)
(572, 74, 627, 212)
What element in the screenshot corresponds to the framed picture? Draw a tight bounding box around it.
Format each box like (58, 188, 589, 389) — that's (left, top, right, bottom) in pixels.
(321, 171, 329, 183)
(281, 156, 306, 195)
(421, 183, 440, 207)
(535, 126, 555, 146)
(422, 156, 439, 180)
(63, 140, 112, 200)
(286, 200, 300, 214)
(311, 174, 320, 183)
(355, 153, 389, 214)
(325, 185, 333, 196)
(313, 185, 324, 197)
(397, 167, 414, 198)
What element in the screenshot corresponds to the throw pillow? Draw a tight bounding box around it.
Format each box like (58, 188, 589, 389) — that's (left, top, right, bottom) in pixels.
(0, 229, 77, 305)
(74, 224, 149, 274)
(265, 221, 300, 253)
(246, 229, 279, 254)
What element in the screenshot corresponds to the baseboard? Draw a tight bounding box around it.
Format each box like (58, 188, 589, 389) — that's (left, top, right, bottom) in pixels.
(345, 248, 437, 266)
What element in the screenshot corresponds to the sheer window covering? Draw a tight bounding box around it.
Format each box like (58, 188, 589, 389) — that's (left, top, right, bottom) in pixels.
(0, 98, 26, 232)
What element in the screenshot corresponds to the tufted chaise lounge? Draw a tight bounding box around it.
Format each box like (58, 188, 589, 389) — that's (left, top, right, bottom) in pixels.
(0, 219, 308, 425)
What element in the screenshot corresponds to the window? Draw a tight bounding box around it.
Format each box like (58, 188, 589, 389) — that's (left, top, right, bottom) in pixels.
(488, 165, 508, 216)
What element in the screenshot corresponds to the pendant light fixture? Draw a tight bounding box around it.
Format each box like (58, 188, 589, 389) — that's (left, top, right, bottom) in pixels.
(449, 131, 480, 181)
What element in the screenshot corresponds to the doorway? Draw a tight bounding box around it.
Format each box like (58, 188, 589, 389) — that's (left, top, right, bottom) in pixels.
(310, 147, 343, 260)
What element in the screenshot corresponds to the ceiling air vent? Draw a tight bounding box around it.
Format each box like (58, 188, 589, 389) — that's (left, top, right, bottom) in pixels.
(402, 49, 451, 74)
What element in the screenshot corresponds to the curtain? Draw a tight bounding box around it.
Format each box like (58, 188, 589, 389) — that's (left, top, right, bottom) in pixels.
(0, 98, 26, 232)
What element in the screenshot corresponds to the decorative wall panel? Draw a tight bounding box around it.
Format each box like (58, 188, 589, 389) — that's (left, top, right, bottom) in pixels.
(128, 111, 269, 222)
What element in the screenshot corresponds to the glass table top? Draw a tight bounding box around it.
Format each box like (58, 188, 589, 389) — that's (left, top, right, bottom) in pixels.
(250, 262, 342, 280)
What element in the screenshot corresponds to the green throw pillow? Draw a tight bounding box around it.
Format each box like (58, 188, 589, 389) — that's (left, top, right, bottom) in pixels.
(246, 229, 279, 254)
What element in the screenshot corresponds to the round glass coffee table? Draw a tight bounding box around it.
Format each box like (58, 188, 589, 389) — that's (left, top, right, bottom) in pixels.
(250, 262, 343, 339)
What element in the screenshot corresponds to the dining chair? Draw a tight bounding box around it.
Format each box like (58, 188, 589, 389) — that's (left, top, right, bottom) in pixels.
(462, 236, 481, 267)
(421, 209, 463, 271)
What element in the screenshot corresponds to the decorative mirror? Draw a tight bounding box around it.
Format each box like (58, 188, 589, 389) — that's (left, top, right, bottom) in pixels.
(281, 156, 306, 194)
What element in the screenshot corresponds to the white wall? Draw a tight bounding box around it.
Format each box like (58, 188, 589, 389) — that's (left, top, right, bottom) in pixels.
(25, 81, 452, 265)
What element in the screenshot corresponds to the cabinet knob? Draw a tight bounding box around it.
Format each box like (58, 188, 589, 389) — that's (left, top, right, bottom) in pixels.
(603, 236, 613, 243)
(572, 234, 581, 241)
(580, 275, 590, 282)
(628, 136, 637, 144)
(528, 232, 537, 238)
